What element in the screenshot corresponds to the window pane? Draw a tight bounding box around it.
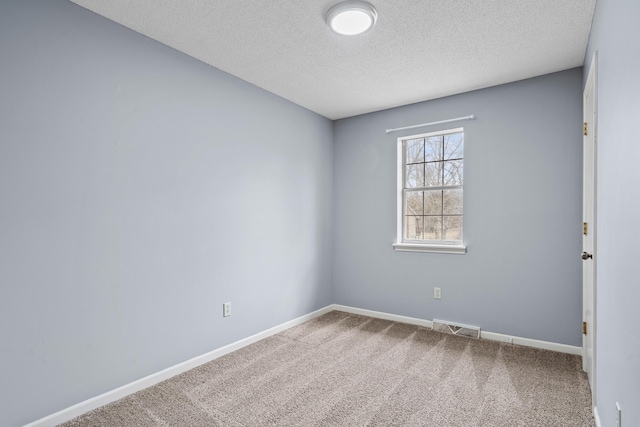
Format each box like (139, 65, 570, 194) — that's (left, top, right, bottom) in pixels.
(443, 189, 463, 215)
(423, 216, 442, 240)
(405, 191, 423, 215)
(424, 190, 442, 215)
(405, 216, 424, 240)
(443, 160, 463, 186)
(425, 136, 443, 162)
(405, 138, 424, 164)
(425, 162, 443, 187)
(443, 216, 462, 241)
(399, 130, 464, 245)
(444, 132, 464, 160)
(405, 164, 424, 188)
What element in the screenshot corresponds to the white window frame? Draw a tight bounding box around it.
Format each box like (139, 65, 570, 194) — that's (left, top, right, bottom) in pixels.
(393, 127, 467, 254)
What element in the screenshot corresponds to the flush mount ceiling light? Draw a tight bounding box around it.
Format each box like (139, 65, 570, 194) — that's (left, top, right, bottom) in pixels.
(326, 1, 378, 36)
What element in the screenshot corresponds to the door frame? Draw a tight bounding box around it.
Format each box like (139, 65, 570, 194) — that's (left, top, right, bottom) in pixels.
(582, 51, 598, 406)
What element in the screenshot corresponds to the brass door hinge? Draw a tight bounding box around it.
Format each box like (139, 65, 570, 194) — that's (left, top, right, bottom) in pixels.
(584, 122, 588, 136)
(583, 321, 587, 335)
(583, 222, 588, 235)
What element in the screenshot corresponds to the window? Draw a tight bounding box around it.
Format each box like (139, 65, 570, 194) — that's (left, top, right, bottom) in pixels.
(393, 128, 466, 254)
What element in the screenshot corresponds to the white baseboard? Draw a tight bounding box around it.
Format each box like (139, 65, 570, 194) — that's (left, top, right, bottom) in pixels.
(23, 305, 334, 427)
(332, 304, 433, 328)
(25, 303, 582, 426)
(479, 330, 582, 355)
(333, 304, 582, 355)
(593, 405, 601, 427)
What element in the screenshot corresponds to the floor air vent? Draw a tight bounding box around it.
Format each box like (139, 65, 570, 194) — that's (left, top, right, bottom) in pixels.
(432, 319, 480, 339)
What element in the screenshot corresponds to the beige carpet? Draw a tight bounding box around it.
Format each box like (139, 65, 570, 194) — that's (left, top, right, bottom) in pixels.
(60, 311, 594, 426)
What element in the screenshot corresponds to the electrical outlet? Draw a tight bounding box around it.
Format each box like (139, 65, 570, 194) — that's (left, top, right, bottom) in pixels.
(223, 302, 231, 317)
(434, 287, 441, 299)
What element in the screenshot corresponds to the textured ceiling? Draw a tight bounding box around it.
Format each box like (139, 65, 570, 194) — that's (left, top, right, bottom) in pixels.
(68, 0, 596, 120)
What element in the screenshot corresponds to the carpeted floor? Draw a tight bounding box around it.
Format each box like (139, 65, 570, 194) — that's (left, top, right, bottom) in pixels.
(60, 311, 594, 426)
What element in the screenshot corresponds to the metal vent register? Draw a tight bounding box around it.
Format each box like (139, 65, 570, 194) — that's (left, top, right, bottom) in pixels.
(432, 319, 480, 339)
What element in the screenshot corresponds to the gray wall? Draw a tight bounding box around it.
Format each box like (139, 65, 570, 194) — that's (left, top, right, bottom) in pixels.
(584, 0, 640, 425)
(333, 69, 584, 346)
(0, 1, 333, 426)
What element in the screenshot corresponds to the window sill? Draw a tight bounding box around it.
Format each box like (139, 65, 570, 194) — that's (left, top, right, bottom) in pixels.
(392, 242, 467, 254)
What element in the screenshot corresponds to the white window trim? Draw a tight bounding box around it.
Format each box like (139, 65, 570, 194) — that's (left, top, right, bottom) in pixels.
(392, 242, 466, 254)
(393, 127, 467, 255)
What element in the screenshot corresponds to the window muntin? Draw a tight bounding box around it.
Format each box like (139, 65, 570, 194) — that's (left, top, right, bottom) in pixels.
(399, 128, 463, 244)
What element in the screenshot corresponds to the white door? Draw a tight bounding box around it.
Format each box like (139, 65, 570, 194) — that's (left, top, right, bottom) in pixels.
(582, 53, 597, 398)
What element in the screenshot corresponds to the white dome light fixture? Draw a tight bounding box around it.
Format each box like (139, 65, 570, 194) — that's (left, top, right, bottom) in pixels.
(326, 1, 378, 36)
